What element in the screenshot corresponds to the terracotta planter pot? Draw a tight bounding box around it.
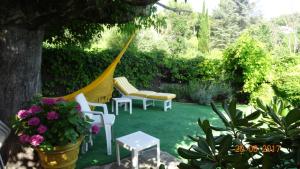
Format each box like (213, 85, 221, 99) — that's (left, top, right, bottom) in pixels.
(35, 137, 83, 169)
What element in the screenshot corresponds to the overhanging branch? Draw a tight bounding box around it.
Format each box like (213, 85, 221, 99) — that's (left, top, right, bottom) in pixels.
(156, 2, 192, 14)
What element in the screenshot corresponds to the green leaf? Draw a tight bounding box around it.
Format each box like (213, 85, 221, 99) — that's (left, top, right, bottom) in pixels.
(177, 148, 203, 159)
(266, 106, 282, 126)
(287, 121, 300, 130)
(285, 108, 300, 126)
(228, 99, 237, 121)
(178, 163, 198, 169)
(244, 110, 261, 121)
(222, 101, 233, 121)
(256, 98, 267, 112)
(68, 116, 78, 125)
(191, 145, 214, 160)
(188, 135, 199, 142)
(199, 161, 217, 169)
(197, 137, 213, 156)
(202, 120, 216, 154)
(218, 135, 232, 157)
(211, 102, 230, 127)
(210, 126, 228, 131)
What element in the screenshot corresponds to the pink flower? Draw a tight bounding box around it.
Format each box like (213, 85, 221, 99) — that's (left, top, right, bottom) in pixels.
(19, 134, 31, 144)
(37, 124, 47, 134)
(47, 111, 59, 120)
(28, 105, 42, 114)
(41, 98, 57, 105)
(75, 104, 81, 111)
(17, 110, 30, 119)
(28, 117, 40, 126)
(91, 124, 100, 134)
(30, 135, 44, 147)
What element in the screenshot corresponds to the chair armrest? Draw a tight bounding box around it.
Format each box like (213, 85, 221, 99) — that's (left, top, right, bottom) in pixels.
(82, 110, 104, 116)
(88, 102, 109, 114)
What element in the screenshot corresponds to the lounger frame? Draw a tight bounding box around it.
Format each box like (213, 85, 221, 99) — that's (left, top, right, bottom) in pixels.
(116, 89, 172, 111)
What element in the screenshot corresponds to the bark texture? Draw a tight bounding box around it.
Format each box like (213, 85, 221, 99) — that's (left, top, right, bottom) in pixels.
(0, 27, 44, 168)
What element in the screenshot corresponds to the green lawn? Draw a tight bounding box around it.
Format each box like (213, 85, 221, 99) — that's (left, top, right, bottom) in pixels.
(76, 101, 223, 168)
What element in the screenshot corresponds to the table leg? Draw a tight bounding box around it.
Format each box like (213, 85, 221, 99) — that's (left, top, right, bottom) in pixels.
(157, 142, 160, 168)
(132, 150, 138, 169)
(116, 101, 119, 115)
(116, 143, 121, 166)
(130, 100, 132, 114)
(112, 100, 114, 112)
(125, 101, 128, 111)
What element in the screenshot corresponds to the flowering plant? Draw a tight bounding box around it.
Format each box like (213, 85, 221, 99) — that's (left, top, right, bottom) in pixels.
(12, 97, 98, 150)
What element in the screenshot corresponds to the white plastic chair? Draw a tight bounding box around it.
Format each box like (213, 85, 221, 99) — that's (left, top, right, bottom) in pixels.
(75, 93, 115, 155)
(0, 120, 10, 169)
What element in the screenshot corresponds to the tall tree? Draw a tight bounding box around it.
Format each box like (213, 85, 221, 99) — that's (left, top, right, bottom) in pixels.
(196, 1, 210, 53)
(211, 0, 253, 49)
(0, 0, 158, 167)
(163, 1, 196, 56)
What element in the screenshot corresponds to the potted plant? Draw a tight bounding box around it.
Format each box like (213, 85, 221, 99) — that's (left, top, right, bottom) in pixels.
(12, 97, 99, 169)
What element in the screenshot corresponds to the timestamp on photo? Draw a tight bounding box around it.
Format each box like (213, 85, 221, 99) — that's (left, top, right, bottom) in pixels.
(234, 144, 281, 153)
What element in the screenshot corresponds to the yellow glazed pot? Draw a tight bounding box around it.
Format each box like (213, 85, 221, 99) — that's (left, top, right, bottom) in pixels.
(35, 137, 83, 169)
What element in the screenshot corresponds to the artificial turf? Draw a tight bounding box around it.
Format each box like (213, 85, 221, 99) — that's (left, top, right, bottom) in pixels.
(76, 101, 223, 169)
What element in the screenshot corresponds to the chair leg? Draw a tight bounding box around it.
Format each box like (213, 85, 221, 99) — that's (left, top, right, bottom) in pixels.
(143, 99, 147, 110)
(104, 125, 112, 155)
(89, 134, 93, 146)
(0, 154, 5, 169)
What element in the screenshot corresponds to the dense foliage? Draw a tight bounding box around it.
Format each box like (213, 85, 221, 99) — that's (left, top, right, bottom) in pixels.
(224, 33, 271, 102)
(178, 97, 300, 168)
(42, 0, 300, 106)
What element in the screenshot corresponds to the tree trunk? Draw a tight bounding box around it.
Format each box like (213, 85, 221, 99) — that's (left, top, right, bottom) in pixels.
(0, 26, 44, 168)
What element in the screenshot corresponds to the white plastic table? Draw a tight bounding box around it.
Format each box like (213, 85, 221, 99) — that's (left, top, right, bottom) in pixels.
(112, 97, 132, 115)
(116, 131, 160, 169)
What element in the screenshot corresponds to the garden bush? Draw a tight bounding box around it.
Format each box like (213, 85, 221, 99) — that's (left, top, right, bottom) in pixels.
(224, 33, 271, 102)
(178, 97, 300, 168)
(188, 80, 233, 105)
(249, 83, 275, 104)
(272, 55, 300, 106)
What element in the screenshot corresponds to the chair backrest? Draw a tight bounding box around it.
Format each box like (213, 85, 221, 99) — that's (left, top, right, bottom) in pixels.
(114, 77, 139, 95)
(75, 93, 103, 125)
(0, 121, 10, 148)
(75, 93, 91, 112)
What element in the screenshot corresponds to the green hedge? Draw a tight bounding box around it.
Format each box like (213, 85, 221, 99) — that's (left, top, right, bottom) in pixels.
(42, 47, 163, 96)
(42, 47, 225, 99)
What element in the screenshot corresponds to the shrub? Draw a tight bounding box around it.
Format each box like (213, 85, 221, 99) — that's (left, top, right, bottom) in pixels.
(178, 97, 300, 168)
(273, 66, 300, 106)
(271, 54, 300, 106)
(158, 83, 190, 102)
(188, 80, 233, 105)
(224, 33, 271, 102)
(250, 83, 275, 104)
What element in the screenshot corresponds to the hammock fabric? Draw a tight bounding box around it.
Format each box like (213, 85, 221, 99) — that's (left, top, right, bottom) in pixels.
(57, 33, 135, 103)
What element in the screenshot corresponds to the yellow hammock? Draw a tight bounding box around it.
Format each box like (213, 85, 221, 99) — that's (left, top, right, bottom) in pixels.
(57, 33, 135, 103)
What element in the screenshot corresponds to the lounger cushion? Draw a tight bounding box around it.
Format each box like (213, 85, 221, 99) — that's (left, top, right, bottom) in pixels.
(114, 77, 176, 100)
(114, 77, 138, 95)
(130, 90, 156, 97)
(146, 93, 176, 100)
(131, 91, 176, 100)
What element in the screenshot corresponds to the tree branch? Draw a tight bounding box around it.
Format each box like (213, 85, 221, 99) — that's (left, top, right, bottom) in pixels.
(122, 0, 158, 6)
(156, 2, 192, 14)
